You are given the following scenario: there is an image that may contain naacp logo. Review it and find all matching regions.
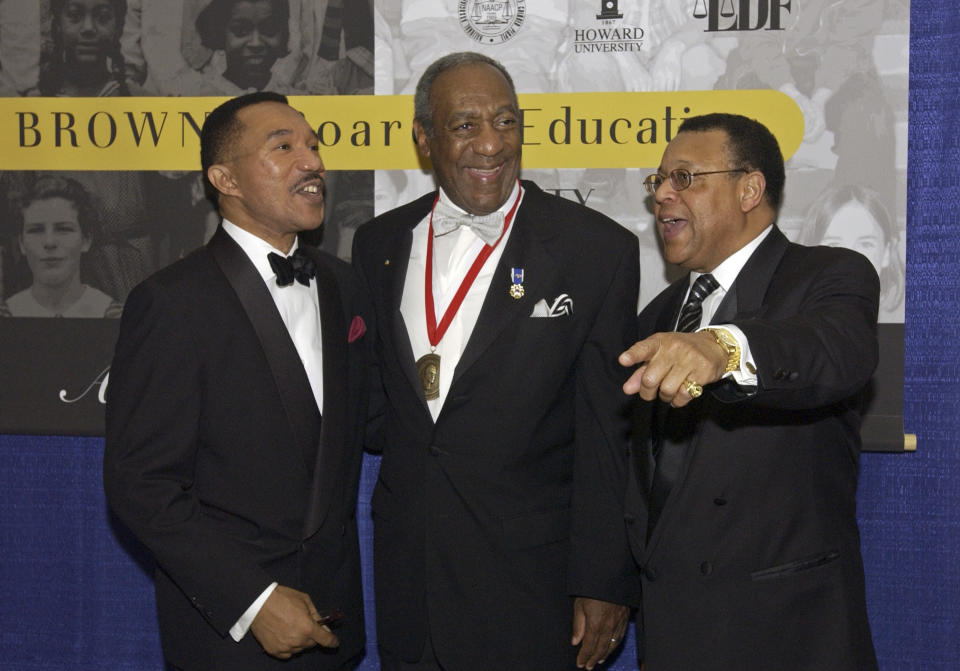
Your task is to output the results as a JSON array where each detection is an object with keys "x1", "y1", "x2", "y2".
[{"x1": 458, "y1": 1, "x2": 526, "y2": 44}]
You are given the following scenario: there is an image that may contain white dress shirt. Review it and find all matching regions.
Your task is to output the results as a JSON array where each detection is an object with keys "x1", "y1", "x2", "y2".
[
  {"x1": 401, "y1": 182, "x2": 523, "y2": 421},
  {"x1": 221, "y1": 219, "x2": 325, "y2": 641},
  {"x1": 682, "y1": 225, "x2": 774, "y2": 386}
]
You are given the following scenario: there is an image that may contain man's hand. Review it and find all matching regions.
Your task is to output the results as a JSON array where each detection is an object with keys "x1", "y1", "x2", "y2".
[
  {"x1": 249, "y1": 585, "x2": 339, "y2": 659},
  {"x1": 571, "y1": 597, "x2": 629, "y2": 669},
  {"x1": 619, "y1": 331, "x2": 727, "y2": 407}
]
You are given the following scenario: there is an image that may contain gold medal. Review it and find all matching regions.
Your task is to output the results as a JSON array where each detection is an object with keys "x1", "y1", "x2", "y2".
[{"x1": 416, "y1": 352, "x2": 441, "y2": 400}]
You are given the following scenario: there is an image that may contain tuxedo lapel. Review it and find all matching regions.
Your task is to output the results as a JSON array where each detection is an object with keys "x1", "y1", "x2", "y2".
[
  {"x1": 450, "y1": 187, "x2": 562, "y2": 389},
  {"x1": 652, "y1": 280, "x2": 690, "y2": 432},
  {"x1": 207, "y1": 228, "x2": 321, "y2": 471},
  {"x1": 726, "y1": 226, "x2": 790, "y2": 319},
  {"x1": 643, "y1": 277, "x2": 693, "y2": 530},
  {"x1": 302, "y1": 249, "x2": 347, "y2": 538},
  {"x1": 644, "y1": 276, "x2": 689, "y2": 474},
  {"x1": 660, "y1": 280, "x2": 689, "y2": 333},
  {"x1": 384, "y1": 222, "x2": 433, "y2": 416},
  {"x1": 711, "y1": 284, "x2": 739, "y2": 325}
]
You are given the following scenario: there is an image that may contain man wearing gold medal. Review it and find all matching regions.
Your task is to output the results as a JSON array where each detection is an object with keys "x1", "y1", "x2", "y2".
[{"x1": 353, "y1": 52, "x2": 641, "y2": 670}]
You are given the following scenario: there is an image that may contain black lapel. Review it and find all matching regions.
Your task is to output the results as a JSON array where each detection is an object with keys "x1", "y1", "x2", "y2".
[
  {"x1": 633, "y1": 283, "x2": 688, "y2": 502},
  {"x1": 450, "y1": 183, "x2": 562, "y2": 388},
  {"x1": 385, "y1": 224, "x2": 429, "y2": 414},
  {"x1": 648, "y1": 278, "x2": 689, "y2": 480},
  {"x1": 645, "y1": 275, "x2": 710, "y2": 556},
  {"x1": 661, "y1": 278, "x2": 690, "y2": 332},
  {"x1": 711, "y1": 283, "x2": 739, "y2": 325},
  {"x1": 712, "y1": 226, "x2": 789, "y2": 324},
  {"x1": 301, "y1": 248, "x2": 347, "y2": 538},
  {"x1": 207, "y1": 227, "x2": 321, "y2": 470}
]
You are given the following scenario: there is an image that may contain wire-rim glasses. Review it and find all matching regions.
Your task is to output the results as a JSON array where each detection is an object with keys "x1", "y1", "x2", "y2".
[{"x1": 643, "y1": 168, "x2": 749, "y2": 196}]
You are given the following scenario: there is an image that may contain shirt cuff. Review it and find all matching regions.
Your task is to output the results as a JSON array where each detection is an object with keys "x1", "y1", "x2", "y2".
[
  {"x1": 704, "y1": 324, "x2": 758, "y2": 386},
  {"x1": 229, "y1": 582, "x2": 278, "y2": 642}
]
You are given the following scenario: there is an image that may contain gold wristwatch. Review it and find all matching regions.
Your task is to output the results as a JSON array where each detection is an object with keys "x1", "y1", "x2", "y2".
[{"x1": 705, "y1": 327, "x2": 741, "y2": 375}]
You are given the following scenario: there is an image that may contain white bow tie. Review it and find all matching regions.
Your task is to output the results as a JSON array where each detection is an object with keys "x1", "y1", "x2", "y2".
[{"x1": 432, "y1": 199, "x2": 505, "y2": 246}]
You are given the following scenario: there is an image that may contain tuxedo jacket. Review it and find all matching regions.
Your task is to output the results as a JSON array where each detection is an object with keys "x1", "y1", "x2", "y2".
[
  {"x1": 104, "y1": 227, "x2": 371, "y2": 670},
  {"x1": 625, "y1": 227, "x2": 880, "y2": 670},
  {"x1": 352, "y1": 181, "x2": 642, "y2": 671}
]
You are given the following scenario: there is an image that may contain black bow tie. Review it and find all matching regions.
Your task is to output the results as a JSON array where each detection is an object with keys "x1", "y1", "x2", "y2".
[{"x1": 268, "y1": 248, "x2": 317, "y2": 287}]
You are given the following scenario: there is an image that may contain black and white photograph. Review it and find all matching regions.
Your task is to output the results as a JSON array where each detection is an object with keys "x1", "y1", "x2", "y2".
[{"x1": 0, "y1": 0, "x2": 375, "y2": 434}]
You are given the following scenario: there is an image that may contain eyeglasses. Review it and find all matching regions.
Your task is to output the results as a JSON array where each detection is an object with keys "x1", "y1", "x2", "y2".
[{"x1": 643, "y1": 168, "x2": 748, "y2": 196}]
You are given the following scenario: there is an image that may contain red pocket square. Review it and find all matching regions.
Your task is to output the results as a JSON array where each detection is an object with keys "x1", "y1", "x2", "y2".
[{"x1": 348, "y1": 315, "x2": 366, "y2": 343}]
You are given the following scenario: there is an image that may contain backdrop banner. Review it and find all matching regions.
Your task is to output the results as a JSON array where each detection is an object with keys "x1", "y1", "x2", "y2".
[{"x1": 0, "y1": 1, "x2": 908, "y2": 440}]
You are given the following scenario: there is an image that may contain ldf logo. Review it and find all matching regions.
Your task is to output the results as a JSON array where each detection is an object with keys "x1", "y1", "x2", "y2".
[{"x1": 693, "y1": 0, "x2": 791, "y2": 31}]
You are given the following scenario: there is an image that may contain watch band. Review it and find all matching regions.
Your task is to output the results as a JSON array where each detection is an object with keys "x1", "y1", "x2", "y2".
[{"x1": 705, "y1": 327, "x2": 741, "y2": 374}]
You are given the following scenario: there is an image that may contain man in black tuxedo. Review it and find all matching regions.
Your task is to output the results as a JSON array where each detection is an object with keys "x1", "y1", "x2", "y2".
[
  {"x1": 103, "y1": 92, "x2": 370, "y2": 670},
  {"x1": 352, "y1": 52, "x2": 641, "y2": 670},
  {"x1": 619, "y1": 113, "x2": 879, "y2": 670}
]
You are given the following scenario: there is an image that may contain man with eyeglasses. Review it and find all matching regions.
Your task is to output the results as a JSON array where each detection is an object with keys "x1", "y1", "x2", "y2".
[{"x1": 618, "y1": 113, "x2": 880, "y2": 670}]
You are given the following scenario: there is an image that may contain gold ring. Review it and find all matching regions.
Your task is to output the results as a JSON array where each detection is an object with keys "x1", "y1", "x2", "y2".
[{"x1": 682, "y1": 379, "x2": 703, "y2": 398}]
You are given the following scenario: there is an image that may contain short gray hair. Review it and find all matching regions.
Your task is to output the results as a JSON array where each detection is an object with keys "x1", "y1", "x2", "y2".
[{"x1": 413, "y1": 52, "x2": 518, "y2": 138}]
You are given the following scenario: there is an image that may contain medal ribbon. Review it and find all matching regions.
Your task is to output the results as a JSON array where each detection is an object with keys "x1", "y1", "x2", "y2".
[{"x1": 425, "y1": 183, "x2": 522, "y2": 348}]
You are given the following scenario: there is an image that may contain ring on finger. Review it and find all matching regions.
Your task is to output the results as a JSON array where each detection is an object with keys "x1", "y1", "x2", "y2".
[{"x1": 682, "y1": 379, "x2": 703, "y2": 398}]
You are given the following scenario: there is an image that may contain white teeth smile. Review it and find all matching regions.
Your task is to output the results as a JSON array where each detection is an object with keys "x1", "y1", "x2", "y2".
[{"x1": 302, "y1": 185, "x2": 319, "y2": 194}]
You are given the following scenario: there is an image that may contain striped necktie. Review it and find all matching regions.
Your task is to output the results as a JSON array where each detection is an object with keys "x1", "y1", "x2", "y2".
[{"x1": 676, "y1": 274, "x2": 719, "y2": 332}]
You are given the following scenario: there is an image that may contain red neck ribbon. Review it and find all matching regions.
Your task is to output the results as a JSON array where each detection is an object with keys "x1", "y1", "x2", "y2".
[{"x1": 424, "y1": 184, "x2": 522, "y2": 348}]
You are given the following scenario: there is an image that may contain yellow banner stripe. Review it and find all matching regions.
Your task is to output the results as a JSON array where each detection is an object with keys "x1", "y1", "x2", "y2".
[{"x1": 1, "y1": 91, "x2": 802, "y2": 171}]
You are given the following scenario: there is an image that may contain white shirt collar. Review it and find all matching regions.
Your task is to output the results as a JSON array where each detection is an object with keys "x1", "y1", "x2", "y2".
[{"x1": 220, "y1": 219, "x2": 300, "y2": 284}]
